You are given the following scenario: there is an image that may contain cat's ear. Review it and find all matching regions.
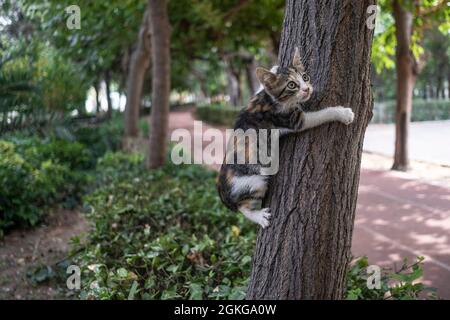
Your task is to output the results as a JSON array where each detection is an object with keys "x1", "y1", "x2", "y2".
[
  {"x1": 292, "y1": 47, "x2": 305, "y2": 72},
  {"x1": 256, "y1": 67, "x2": 277, "y2": 87}
]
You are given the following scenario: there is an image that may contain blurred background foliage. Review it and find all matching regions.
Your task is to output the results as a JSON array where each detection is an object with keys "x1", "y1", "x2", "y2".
[
  {"x1": 0, "y1": 0, "x2": 447, "y2": 132},
  {"x1": 0, "y1": 0, "x2": 449, "y2": 232}
]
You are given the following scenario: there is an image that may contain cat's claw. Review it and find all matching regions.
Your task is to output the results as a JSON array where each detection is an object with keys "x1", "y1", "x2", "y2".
[
  {"x1": 336, "y1": 106, "x2": 354, "y2": 125},
  {"x1": 257, "y1": 208, "x2": 271, "y2": 229}
]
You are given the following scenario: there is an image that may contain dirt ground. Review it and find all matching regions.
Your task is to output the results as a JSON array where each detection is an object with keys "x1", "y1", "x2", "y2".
[{"x1": 0, "y1": 209, "x2": 88, "y2": 300}]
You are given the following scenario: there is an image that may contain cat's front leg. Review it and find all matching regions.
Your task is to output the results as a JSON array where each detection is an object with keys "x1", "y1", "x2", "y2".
[
  {"x1": 300, "y1": 106, "x2": 354, "y2": 131},
  {"x1": 333, "y1": 106, "x2": 355, "y2": 125}
]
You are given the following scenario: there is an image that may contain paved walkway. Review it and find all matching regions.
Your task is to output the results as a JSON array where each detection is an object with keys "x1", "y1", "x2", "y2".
[
  {"x1": 169, "y1": 109, "x2": 450, "y2": 299},
  {"x1": 364, "y1": 121, "x2": 450, "y2": 166}
]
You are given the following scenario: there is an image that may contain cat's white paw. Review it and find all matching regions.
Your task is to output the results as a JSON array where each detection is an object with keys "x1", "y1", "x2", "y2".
[
  {"x1": 335, "y1": 106, "x2": 354, "y2": 125},
  {"x1": 256, "y1": 208, "x2": 271, "y2": 229}
]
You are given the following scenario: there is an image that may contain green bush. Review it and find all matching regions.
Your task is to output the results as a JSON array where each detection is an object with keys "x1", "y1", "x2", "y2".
[
  {"x1": 195, "y1": 103, "x2": 242, "y2": 127},
  {"x1": 0, "y1": 141, "x2": 41, "y2": 233},
  {"x1": 24, "y1": 139, "x2": 93, "y2": 170},
  {"x1": 0, "y1": 116, "x2": 126, "y2": 235},
  {"x1": 0, "y1": 139, "x2": 91, "y2": 234},
  {"x1": 95, "y1": 151, "x2": 145, "y2": 186},
  {"x1": 74, "y1": 154, "x2": 255, "y2": 300},
  {"x1": 347, "y1": 256, "x2": 437, "y2": 300},
  {"x1": 73, "y1": 152, "x2": 436, "y2": 300},
  {"x1": 373, "y1": 99, "x2": 450, "y2": 123},
  {"x1": 73, "y1": 116, "x2": 124, "y2": 160}
]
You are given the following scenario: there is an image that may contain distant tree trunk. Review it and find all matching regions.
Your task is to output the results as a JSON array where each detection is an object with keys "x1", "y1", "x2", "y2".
[
  {"x1": 246, "y1": 0, "x2": 375, "y2": 300},
  {"x1": 392, "y1": 0, "x2": 417, "y2": 171},
  {"x1": 1, "y1": 111, "x2": 7, "y2": 132},
  {"x1": 422, "y1": 83, "x2": 428, "y2": 100},
  {"x1": 105, "y1": 71, "x2": 113, "y2": 119},
  {"x1": 225, "y1": 63, "x2": 241, "y2": 107},
  {"x1": 124, "y1": 7, "x2": 152, "y2": 138},
  {"x1": 191, "y1": 69, "x2": 209, "y2": 103},
  {"x1": 436, "y1": 72, "x2": 443, "y2": 100},
  {"x1": 94, "y1": 81, "x2": 101, "y2": 116},
  {"x1": 245, "y1": 57, "x2": 259, "y2": 96},
  {"x1": 147, "y1": 0, "x2": 171, "y2": 169},
  {"x1": 94, "y1": 81, "x2": 101, "y2": 115},
  {"x1": 447, "y1": 71, "x2": 450, "y2": 99}
]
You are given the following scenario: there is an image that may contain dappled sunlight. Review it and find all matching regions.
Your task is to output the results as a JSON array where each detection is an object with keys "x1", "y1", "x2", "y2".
[
  {"x1": 409, "y1": 232, "x2": 448, "y2": 245},
  {"x1": 372, "y1": 219, "x2": 390, "y2": 226},
  {"x1": 425, "y1": 216, "x2": 450, "y2": 231}
]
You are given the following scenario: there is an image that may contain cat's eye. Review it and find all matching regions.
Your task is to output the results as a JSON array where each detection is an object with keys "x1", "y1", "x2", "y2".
[
  {"x1": 302, "y1": 73, "x2": 310, "y2": 82},
  {"x1": 287, "y1": 81, "x2": 297, "y2": 89}
]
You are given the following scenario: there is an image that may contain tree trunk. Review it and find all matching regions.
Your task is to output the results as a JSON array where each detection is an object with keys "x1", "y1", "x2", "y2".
[
  {"x1": 191, "y1": 69, "x2": 209, "y2": 103},
  {"x1": 105, "y1": 71, "x2": 113, "y2": 119},
  {"x1": 436, "y1": 72, "x2": 443, "y2": 100},
  {"x1": 392, "y1": 0, "x2": 416, "y2": 172},
  {"x1": 245, "y1": 57, "x2": 259, "y2": 96},
  {"x1": 246, "y1": 0, "x2": 375, "y2": 300},
  {"x1": 124, "y1": 7, "x2": 152, "y2": 138},
  {"x1": 447, "y1": 71, "x2": 450, "y2": 99},
  {"x1": 146, "y1": 0, "x2": 171, "y2": 169},
  {"x1": 94, "y1": 81, "x2": 101, "y2": 115},
  {"x1": 226, "y1": 66, "x2": 241, "y2": 107}
]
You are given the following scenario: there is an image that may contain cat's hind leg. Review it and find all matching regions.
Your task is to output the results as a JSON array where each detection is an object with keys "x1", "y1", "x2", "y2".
[
  {"x1": 238, "y1": 199, "x2": 271, "y2": 229},
  {"x1": 230, "y1": 174, "x2": 271, "y2": 228}
]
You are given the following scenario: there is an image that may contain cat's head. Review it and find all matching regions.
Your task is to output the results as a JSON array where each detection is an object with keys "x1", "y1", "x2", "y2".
[{"x1": 256, "y1": 47, "x2": 313, "y2": 108}]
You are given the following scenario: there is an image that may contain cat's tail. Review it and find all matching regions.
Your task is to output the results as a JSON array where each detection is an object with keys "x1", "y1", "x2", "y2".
[{"x1": 216, "y1": 167, "x2": 239, "y2": 212}]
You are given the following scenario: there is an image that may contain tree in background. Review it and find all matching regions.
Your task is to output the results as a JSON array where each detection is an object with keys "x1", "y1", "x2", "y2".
[
  {"x1": 124, "y1": 5, "x2": 151, "y2": 140},
  {"x1": 22, "y1": 0, "x2": 148, "y2": 118},
  {"x1": 147, "y1": 0, "x2": 171, "y2": 169},
  {"x1": 417, "y1": 29, "x2": 450, "y2": 99},
  {"x1": 373, "y1": 0, "x2": 449, "y2": 171},
  {"x1": 246, "y1": 0, "x2": 375, "y2": 299}
]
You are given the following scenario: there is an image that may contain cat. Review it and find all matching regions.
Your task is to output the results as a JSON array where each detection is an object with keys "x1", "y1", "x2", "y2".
[{"x1": 217, "y1": 48, "x2": 354, "y2": 228}]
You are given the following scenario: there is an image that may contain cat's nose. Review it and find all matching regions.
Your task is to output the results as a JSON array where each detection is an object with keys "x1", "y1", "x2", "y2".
[{"x1": 302, "y1": 87, "x2": 310, "y2": 94}]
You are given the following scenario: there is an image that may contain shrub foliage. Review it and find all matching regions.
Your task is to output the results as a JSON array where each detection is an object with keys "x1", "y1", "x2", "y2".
[
  {"x1": 195, "y1": 103, "x2": 241, "y2": 127},
  {"x1": 73, "y1": 152, "x2": 435, "y2": 300},
  {"x1": 0, "y1": 118, "x2": 123, "y2": 235},
  {"x1": 74, "y1": 155, "x2": 255, "y2": 300}
]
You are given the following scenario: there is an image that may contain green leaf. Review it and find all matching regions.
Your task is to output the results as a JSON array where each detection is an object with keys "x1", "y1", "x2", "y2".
[
  {"x1": 189, "y1": 283, "x2": 203, "y2": 300},
  {"x1": 128, "y1": 281, "x2": 139, "y2": 300},
  {"x1": 117, "y1": 268, "x2": 128, "y2": 278}
]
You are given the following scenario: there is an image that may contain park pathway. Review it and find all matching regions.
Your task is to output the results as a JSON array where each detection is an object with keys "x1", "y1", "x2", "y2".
[
  {"x1": 364, "y1": 120, "x2": 450, "y2": 166},
  {"x1": 168, "y1": 109, "x2": 450, "y2": 299}
]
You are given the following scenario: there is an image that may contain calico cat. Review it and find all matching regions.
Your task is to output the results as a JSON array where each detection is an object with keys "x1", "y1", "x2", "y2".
[{"x1": 217, "y1": 48, "x2": 355, "y2": 228}]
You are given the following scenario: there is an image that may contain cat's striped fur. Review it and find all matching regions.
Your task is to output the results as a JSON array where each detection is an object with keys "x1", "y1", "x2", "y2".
[{"x1": 217, "y1": 48, "x2": 355, "y2": 228}]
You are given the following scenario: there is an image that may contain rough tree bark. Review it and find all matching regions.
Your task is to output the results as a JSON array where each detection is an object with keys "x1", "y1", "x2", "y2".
[
  {"x1": 246, "y1": 0, "x2": 375, "y2": 300},
  {"x1": 392, "y1": 0, "x2": 417, "y2": 171},
  {"x1": 146, "y1": 0, "x2": 171, "y2": 169},
  {"x1": 124, "y1": 6, "x2": 152, "y2": 138}
]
